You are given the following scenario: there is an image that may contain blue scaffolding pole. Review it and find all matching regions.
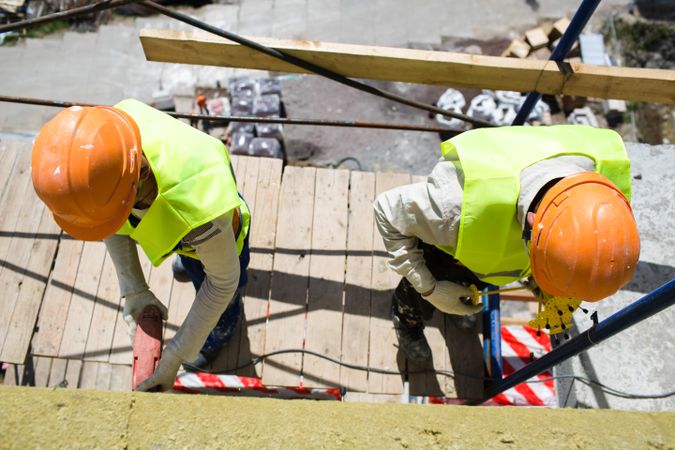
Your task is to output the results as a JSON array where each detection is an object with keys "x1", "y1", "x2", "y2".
[
  {"x1": 470, "y1": 279, "x2": 675, "y2": 405},
  {"x1": 512, "y1": 0, "x2": 602, "y2": 125}
]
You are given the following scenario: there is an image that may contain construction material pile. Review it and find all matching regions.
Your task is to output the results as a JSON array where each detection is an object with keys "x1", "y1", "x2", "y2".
[
  {"x1": 501, "y1": 17, "x2": 580, "y2": 63},
  {"x1": 226, "y1": 76, "x2": 286, "y2": 160}
]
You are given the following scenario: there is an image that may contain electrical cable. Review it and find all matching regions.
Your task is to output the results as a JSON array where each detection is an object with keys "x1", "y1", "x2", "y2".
[
  {"x1": 205, "y1": 348, "x2": 675, "y2": 400},
  {"x1": 0, "y1": 94, "x2": 454, "y2": 134},
  {"x1": 139, "y1": 0, "x2": 495, "y2": 128}
]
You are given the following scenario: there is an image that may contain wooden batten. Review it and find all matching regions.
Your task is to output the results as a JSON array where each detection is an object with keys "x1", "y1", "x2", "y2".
[{"x1": 140, "y1": 29, "x2": 675, "y2": 104}]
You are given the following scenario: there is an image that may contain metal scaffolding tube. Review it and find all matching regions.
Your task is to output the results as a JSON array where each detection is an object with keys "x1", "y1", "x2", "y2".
[
  {"x1": 0, "y1": 94, "x2": 452, "y2": 133},
  {"x1": 512, "y1": 0, "x2": 602, "y2": 125},
  {"x1": 466, "y1": 279, "x2": 675, "y2": 405}
]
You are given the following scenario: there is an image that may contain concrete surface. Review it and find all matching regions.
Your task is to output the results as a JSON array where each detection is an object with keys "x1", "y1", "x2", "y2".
[{"x1": 1, "y1": 386, "x2": 674, "y2": 449}]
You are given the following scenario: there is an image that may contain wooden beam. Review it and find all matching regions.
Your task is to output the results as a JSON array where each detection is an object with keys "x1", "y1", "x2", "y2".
[{"x1": 140, "y1": 29, "x2": 675, "y2": 104}]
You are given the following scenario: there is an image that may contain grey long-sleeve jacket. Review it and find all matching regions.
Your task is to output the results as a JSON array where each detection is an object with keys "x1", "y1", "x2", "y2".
[{"x1": 373, "y1": 155, "x2": 595, "y2": 294}]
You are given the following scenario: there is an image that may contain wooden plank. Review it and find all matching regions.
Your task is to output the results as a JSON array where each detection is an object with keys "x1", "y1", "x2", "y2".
[
  {"x1": 213, "y1": 155, "x2": 256, "y2": 372},
  {"x1": 109, "y1": 364, "x2": 132, "y2": 392},
  {"x1": 3, "y1": 364, "x2": 23, "y2": 386},
  {"x1": 339, "y1": 171, "x2": 375, "y2": 392},
  {"x1": 368, "y1": 172, "x2": 411, "y2": 394},
  {"x1": 236, "y1": 157, "x2": 282, "y2": 377},
  {"x1": 64, "y1": 359, "x2": 82, "y2": 389},
  {"x1": 140, "y1": 29, "x2": 675, "y2": 104},
  {"x1": 79, "y1": 361, "x2": 99, "y2": 389},
  {"x1": 83, "y1": 253, "x2": 122, "y2": 362},
  {"x1": 303, "y1": 168, "x2": 349, "y2": 388},
  {"x1": 444, "y1": 315, "x2": 485, "y2": 400},
  {"x1": 163, "y1": 279, "x2": 194, "y2": 347},
  {"x1": 262, "y1": 166, "x2": 316, "y2": 387},
  {"x1": 0, "y1": 145, "x2": 42, "y2": 358},
  {"x1": 58, "y1": 241, "x2": 107, "y2": 359},
  {"x1": 407, "y1": 174, "x2": 448, "y2": 397},
  {"x1": 32, "y1": 238, "x2": 84, "y2": 357},
  {"x1": 95, "y1": 362, "x2": 113, "y2": 390},
  {"x1": 48, "y1": 358, "x2": 68, "y2": 388},
  {"x1": 0, "y1": 139, "x2": 21, "y2": 201},
  {"x1": 33, "y1": 356, "x2": 52, "y2": 387},
  {"x1": 0, "y1": 206, "x2": 61, "y2": 364},
  {"x1": 108, "y1": 247, "x2": 152, "y2": 365}
]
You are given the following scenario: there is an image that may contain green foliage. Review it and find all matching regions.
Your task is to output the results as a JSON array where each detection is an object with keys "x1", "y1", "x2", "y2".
[{"x1": 24, "y1": 20, "x2": 69, "y2": 38}]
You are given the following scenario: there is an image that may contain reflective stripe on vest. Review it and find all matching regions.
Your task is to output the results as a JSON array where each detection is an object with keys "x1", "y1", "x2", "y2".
[
  {"x1": 114, "y1": 99, "x2": 249, "y2": 266},
  {"x1": 437, "y1": 125, "x2": 631, "y2": 286}
]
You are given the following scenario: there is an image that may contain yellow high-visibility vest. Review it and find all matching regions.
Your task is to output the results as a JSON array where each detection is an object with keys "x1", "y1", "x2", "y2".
[
  {"x1": 438, "y1": 125, "x2": 631, "y2": 285},
  {"x1": 114, "y1": 99, "x2": 249, "y2": 266}
]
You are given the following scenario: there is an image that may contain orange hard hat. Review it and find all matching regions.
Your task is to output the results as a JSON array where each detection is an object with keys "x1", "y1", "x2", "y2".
[
  {"x1": 32, "y1": 105, "x2": 142, "y2": 241},
  {"x1": 196, "y1": 95, "x2": 207, "y2": 108},
  {"x1": 529, "y1": 172, "x2": 640, "y2": 302}
]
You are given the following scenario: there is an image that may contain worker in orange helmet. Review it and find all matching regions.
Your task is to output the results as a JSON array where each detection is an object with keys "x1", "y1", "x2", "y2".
[
  {"x1": 374, "y1": 125, "x2": 640, "y2": 361},
  {"x1": 32, "y1": 100, "x2": 251, "y2": 391}
]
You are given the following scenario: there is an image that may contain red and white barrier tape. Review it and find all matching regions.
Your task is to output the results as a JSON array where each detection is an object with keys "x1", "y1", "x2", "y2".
[{"x1": 172, "y1": 372, "x2": 343, "y2": 401}]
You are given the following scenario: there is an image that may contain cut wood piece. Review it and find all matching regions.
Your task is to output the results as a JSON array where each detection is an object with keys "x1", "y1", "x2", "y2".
[
  {"x1": 33, "y1": 238, "x2": 84, "y2": 357},
  {"x1": 550, "y1": 17, "x2": 571, "y2": 42},
  {"x1": 84, "y1": 253, "x2": 122, "y2": 362},
  {"x1": 237, "y1": 157, "x2": 283, "y2": 378},
  {"x1": 58, "y1": 241, "x2": 107, "y2": 360},
  {"x1": 525, "y1": 27, "x2": 549, "y2": 51},
  {"x1": 48, "y1": 358, "x2": 68, "y2": 388},
  {"x1": 64, "y1": 359, "x2": 82, "y2": 389},
  {"x1": 303, "y1": 168, "x2": 349, "y2": 389},
  {"x1": 529, "y1": 46, "x2": 552, "y2": 61},
  {"x1": 140, "y1": 29, "x2": 675, "y2": 104},
  {"x1": 109, "y1": 364, "x2": 132, "y2": 392},
  {"x1": 368, "y1": 172, "x2": 411, "y2": 395},
  {"x1": 339, "y1": 171, "x2": 375, "y2": 392},
  {"x1": 0, "y1": 204, "x2": 60, "y2": 364},
  {"x1": 501, "y1": 37, "x2": 529, "y2": 59},
  {"x1": 263, "y1": 166, "x2": 316, "y2": 387}
]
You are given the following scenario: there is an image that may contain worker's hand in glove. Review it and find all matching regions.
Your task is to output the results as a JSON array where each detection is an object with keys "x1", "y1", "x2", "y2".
[
  {"x1": 136, "y1": 348, "x2": 182, "y2": 392},
  {"x1": 422, "y1": 281, "x2": 483, "y2": 316},
  {"x1": 123, "y1": 290, "x2": 168, "y2": 345}
]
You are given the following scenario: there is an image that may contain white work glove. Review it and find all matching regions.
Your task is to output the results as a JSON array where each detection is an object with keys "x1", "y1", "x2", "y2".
[
  {"x1": 123, "y1": 289, "x2": 168, "y2": 345},
  {"x1": 422, "y1": 280, "x2": 483, "y2": 316},
  {"x1": 136, "y1": 347, "x2": 182, "y2": 392}
]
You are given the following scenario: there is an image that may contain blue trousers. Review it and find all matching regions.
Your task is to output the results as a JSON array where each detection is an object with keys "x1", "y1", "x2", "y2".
[{"x1": 180, "y1": 231, "x2": 250, "y2": 357}]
